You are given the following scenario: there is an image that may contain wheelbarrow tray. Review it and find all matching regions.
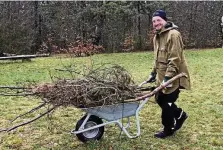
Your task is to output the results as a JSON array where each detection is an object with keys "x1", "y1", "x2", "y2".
[{"x1": 83, "y1": 102, "x2": 139, "y2": 121}]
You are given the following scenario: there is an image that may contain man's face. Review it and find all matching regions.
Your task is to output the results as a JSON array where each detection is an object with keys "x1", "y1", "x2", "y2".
[{"x1": 152, "y1": 16, "x2": 167, "y2": 31}]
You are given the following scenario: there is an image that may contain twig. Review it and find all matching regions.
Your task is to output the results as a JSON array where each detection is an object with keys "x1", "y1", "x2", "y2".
[
  {"x1": 0, "y1": 86, "x2": 32, "y2": 89},
  {"x1": 0, "y1": 93, "x2": 34, "y2": 96},
  {"x1": 11, "y1": 102, "x2": 46, "y2": 122},
  {"x1": 0, "y1": 105, "x2": 58, "y2": 132},
  {"x1": 55, "y1": 68, "x2": 82, "y2": 74}
]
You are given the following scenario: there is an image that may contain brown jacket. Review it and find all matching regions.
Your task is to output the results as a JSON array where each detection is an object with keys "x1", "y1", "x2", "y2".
[{"x1": 152, "y1": 22, "x2": 191, "y2": 94}]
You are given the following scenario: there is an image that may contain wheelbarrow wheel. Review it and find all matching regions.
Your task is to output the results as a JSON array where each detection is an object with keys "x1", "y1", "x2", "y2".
[{"x1": 75, "y1": 115, "x2": 104, "y2": 143}]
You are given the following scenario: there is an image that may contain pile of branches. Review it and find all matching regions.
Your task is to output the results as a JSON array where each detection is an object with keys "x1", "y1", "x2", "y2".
[
  {"x1": 0, "y1": 65, "x2": 185, "y2": 132},
  {"x1": 0, "y1": 65, "x2": 144, "y2": 132},
  {"x1": 33, "y1": 65, "x2": 138, "y2": 108}
]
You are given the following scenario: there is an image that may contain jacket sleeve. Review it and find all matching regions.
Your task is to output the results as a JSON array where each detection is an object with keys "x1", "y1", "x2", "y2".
[
  {"x1": 151, "y1": 36, "x2": 157, "y2": 74},
  {"x1": 165, "y1": 33, "x2": 183, "y2": 77},
  {"x1": 151, "y1": 62, "x2": 157, "y2": 74}
]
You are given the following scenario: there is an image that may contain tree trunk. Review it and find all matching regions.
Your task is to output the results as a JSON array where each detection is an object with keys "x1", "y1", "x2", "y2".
[
  {"x1": 137, "y1": 2, "x2": 142, "y2": 50},
  {"x1": 32, "y1": 1, "x2": 41, "y2": 54}
]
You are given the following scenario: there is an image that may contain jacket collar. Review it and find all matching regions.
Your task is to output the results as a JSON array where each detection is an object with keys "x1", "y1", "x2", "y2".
[{"x1": 156, "y1": 22, "x2": 178, "y2": 35}]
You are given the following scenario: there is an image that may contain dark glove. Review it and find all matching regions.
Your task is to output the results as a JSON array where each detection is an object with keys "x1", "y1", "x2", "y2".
[
  {"x1": 163, "y1": 76, "x2": 171, "y2": 82},
  {"x1": 147, "y1": 72, "x2": 156, "y2": 83}
]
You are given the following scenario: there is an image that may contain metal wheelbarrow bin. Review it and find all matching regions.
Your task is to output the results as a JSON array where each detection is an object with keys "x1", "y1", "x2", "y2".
[{"x1": 71, "y1": 73, "x2": 187, "y2": 142}]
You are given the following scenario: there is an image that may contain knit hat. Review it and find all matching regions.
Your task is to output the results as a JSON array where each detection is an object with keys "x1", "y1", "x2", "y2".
[{"x1": 152, "y1": 10, "x2": 167, "y2": 21}]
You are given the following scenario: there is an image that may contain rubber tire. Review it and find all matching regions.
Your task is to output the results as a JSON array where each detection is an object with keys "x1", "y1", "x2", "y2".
[{"x1": 75, "y1": 115, "x2": 104, "y2": 143}]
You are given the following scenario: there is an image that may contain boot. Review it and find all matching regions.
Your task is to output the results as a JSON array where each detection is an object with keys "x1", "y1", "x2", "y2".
[
  {"x1": 154, "y1": 129, "x2": 175, "y2": 139},
  {"x1": 174, "y1": 111, "x2": 188, "y2": 131}
]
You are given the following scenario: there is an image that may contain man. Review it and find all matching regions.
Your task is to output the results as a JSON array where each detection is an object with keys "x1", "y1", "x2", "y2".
[{"x1": 147, "y1": 10, "x2": 191, "y2": 138}]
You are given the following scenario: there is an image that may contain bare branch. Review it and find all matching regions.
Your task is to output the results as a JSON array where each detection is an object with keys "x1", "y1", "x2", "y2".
[
  {"x1": 0, "y1": 86, "x2": 32, "y2": 90},
  {"x1": 0, "y1": 105, "x2": 58, "y2": 132},
  {"x1": 11, "y1": 102, "x2": 46, "y2": 122},
  {"x1": 0, "y1": 93, "x2": 34, "y2": 96}
]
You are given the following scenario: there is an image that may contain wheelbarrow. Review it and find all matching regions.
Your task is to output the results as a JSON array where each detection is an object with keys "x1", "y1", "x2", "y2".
[{"x1": 71, "y1": 73, "x2": 187, "y2": 142}]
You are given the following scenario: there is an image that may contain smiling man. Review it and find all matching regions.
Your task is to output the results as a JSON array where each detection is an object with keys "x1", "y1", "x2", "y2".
[{"x1": 146, "y1": 10, "x2": 191, "y2": 139}]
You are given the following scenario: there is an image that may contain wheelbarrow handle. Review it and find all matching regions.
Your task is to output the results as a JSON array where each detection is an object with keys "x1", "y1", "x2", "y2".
[
  {"x1": 138, "y1": 81, "x2": 148, "y2": 88},
  {"x1": 138, "y1": 78, "x2": 156, "y2": 88},
  {"x1": 135, "y1": 73, "x2": 187, "y2": 101}
]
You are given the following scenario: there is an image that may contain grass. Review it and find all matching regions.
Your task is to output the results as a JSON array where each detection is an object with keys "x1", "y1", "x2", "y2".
[{"x1": 0, "y1": 48, "x2": 223, "y2": 150}]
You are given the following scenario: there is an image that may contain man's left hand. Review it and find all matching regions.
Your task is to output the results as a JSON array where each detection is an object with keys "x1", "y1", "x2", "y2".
[{"x1": 161, "y1": 76, "x2": 173, "y2": 88}]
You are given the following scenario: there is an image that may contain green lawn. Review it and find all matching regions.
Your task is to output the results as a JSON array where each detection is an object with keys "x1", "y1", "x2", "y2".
[{"x1": 0, "y1": 48, "x2": 223, "y2": 150}]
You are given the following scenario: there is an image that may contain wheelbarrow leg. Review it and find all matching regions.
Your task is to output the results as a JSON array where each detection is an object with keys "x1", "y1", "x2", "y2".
[
  {"x1": 116, "y1": 113, "x2": 141, "y2": 139},
  {"x1": 118, "y1": 117, "x2": 131, "y2": 135},
  {"x1": 116, "y1": 98, "x2": 150, "y2": 138}
]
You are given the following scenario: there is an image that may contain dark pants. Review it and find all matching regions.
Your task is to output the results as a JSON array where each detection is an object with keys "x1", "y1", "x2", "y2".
[{"x1": 155, "y1": 88, "x2": 183, "y2": 132}]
